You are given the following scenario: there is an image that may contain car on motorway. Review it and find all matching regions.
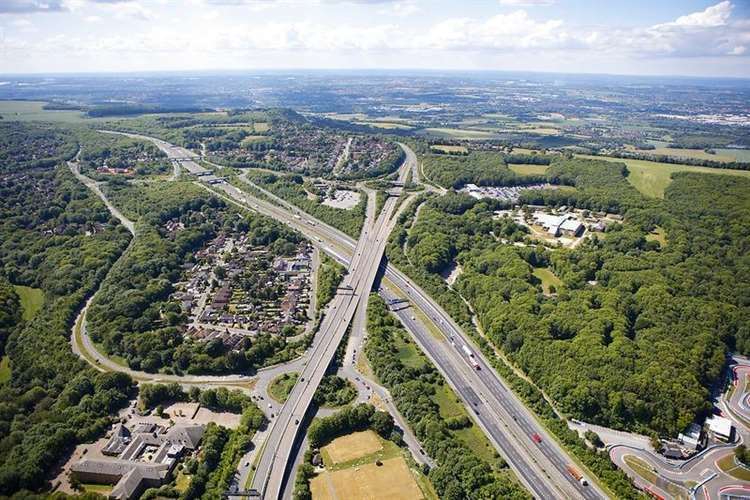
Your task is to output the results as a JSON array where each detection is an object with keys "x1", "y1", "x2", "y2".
[{"x1": 531, "y1": 433, "x2": 542, "y2": 444}]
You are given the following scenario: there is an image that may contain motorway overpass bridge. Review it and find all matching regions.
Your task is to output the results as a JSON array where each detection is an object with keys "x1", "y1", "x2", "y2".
[{"x1": 116, "y1": 132, "x2": 605, "y2": 500}]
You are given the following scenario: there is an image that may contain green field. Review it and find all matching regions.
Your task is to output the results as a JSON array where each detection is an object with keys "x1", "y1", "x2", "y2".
[
  {"x1": 394, "y1": 332, "x2": 426, "y2": 369},
  {"x1": 380, "y1": 320, "x2": 498, "y2": 468},
  {"x1": 422, "y1": 128, "x2": 499, "y2": 140},
  {"x1": 623, "y1": 455, "x2": 657, "y2": 483},
  {"x1": 636, "y1": 141, "x2": 748, "y2": 163},
  {"x1": 532, "y1": 267, "x2": 562, "y2": 295},
  {"x1": 430, "y1": 144, "x2": 468, "y2": 154},
  {"x1": 268, "y1": 372, "x2": 299, "y2": 403},
  {"x1": 0, "y1": 356, "x2": 10, "y2": 384},
  {"x1": 0, "y1": 100, "x2": 86, "y2": 122},
  {"x1": 13, "y1": 285, "x2": 44, "y2": 321},
  {"x1": 81, "y1": 483, "x2": 113, "y2": 495},
  {"x1": 240, "y1": 135, "x2": 269, "y2": 147},
  {"x1": 645, "y1": 226, "x2": 667, "y2": 247},
  {"x1": 577, "y1": 154, "x2": 750, "y2": 198},
  {"x1": 508, "y1": 164, "x2": 549, "y2": 176},
  {"x1": 253, "y1": 122, "x2": 270, "y2": 132},
  {"x1": 359, "y1": 121, "x2": 413, "y2": 130}
]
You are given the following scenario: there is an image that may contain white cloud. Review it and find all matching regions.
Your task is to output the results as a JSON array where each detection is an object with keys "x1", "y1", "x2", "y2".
[
  {"x1": 498, "y1": 0, "x2": 555, "y2": 6},
  {"x1": 92, "y1": 1, "x2": 154, "y2": 20},
  {"x1": 378, "y1": 0, "x2": 418, "y2": 17},
  {"x1": 618, "y1": 1, "x2": 748, "y2": 57},
  {"x1": 671, "y1": 0, "x2": 731, "y2": 27},
  {"x1": 0, "y1": 1, "x2": 66, "y2": 13},
  {"x1": 2, "y1": 0, "x2": 748, "y2": 75},
  {"x1": 417, "y1": 10, "x2": 566, "y2": 50}
]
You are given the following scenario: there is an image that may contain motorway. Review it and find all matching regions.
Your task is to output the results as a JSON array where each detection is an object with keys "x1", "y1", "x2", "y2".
[
  {"x1": 248, "y1": 171, "x2": 408, "y2": 498},
  {"x1": 233, "y1": 159, "x2": 604, "y2": 499},
  {"x1": 97, "y1": 131, "x2": 606, "y2": 499}
]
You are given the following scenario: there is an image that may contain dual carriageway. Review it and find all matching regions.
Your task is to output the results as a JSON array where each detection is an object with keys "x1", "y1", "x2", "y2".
[{"x1": 78, "y1": 131, "x2": 606, "y2": 500}]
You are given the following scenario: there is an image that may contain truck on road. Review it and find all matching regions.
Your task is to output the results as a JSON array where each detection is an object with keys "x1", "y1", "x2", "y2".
[
  {"x1": 566, "y1": 464, "x2": 588, "y2": 486},
  {"x1": 461, "y1": 344, "x2": 481, "y2": 369}
]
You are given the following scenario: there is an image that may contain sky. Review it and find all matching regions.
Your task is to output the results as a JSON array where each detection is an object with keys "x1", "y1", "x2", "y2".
[{"x1": 0, "y1": 0, "x2": 749, "y2": 77}]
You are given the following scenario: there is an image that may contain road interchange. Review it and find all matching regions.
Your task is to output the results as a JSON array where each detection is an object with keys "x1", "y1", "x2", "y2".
[{"x1": 75, "y1": 131, "x2": 607, "y2": 500}]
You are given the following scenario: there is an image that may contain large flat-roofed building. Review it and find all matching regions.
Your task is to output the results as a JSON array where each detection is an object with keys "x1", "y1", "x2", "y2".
[
  {"x1": 70, "y1": 424, "x2": 204, "y2": 500},
  {"x1": 678, "y1": 423, "x2": 704, "y2": 450},
  {"x1": 706, "y1": 415, "x2": 733, "y2": 442},
  {"x1": 532, "y1": 212, "x2": 584, "y2": 237}
]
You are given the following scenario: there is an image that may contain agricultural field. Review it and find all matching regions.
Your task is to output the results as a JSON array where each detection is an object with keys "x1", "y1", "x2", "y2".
[
  {"x1": 577, "y1": 154, "x2": 750, "y2": 198},
  {"x1": 0, "y1": 100, "x2": 86, "y2": 122},
  {"x1": 630, "y1": 141, "x2": 744, "y2": 163},
  {"x1": 429, "y1": 144, "x2": 468, "y2": 154},
  {"x1": 421, "y1": 128, "x2": 499, "y2": 140},
  {"x1": 358, "y1": 121, "x2": 413, "y2": 130}
]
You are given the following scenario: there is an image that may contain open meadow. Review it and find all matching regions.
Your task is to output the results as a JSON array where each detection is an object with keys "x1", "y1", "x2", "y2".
[{"x1": 577, "y1": 155, "x2": 750, "y2": 198}]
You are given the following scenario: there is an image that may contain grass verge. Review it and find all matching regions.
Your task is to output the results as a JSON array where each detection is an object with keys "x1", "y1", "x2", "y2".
[{"x1": 268, "y1": 372, "x2": 299, "y2": 403}]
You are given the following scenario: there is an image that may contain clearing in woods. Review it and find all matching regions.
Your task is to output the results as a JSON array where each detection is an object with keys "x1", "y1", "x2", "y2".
[
  {"x1": 508, "y1": 164, "x2": 549, "y2": 176},
  {"x1": 575, "y1": 154, "x2": 750, "y2": 198},
  {"x1": 13, "y1": 285, "x2": 44, "y2": 321}
]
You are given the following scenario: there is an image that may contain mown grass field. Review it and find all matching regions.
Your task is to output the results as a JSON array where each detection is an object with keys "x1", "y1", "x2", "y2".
[
  {"x1": 81, "y1": 483, "x2": 113, "y2": 495},
  {"x1": 313, "y1": 431, "x2": 434, "y2": 500},
  {"x1": 311, "y1": 456, "x2": 424, "y2": 500},
  {"x1": 322, "y1": 430, "x2": 383, "y2": 465},
  {"x1": 13, "y1": 285, "x2": 44, "y2": 321},
  {"x1": 577, "y1": 154, "x2": 750, "y2": 198}
]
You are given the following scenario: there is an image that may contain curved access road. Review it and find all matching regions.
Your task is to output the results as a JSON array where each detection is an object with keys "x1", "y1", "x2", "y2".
[
  {"x1": 606, "y1": 354, "x2": 750, "y2": 499},
  {"x1": 69, "y1": 158, "x2": 272, "y2": 392}
]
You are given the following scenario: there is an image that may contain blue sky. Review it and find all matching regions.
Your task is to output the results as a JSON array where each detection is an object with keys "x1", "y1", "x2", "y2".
[{"x1": 0, "y1": 0, "x2": 748, "y2": 76}]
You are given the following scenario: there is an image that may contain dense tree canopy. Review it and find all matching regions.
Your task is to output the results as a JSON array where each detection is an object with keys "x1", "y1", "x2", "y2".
[
  {"x1": 0, "y1": 160, "x2": 134, "y2": 495},
  {"x1": 394, "y1": 157, "x2": 750, "y2": 437},
  {"x1": 422, "y1": 151, "x2": 545, "y2": 189}
]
